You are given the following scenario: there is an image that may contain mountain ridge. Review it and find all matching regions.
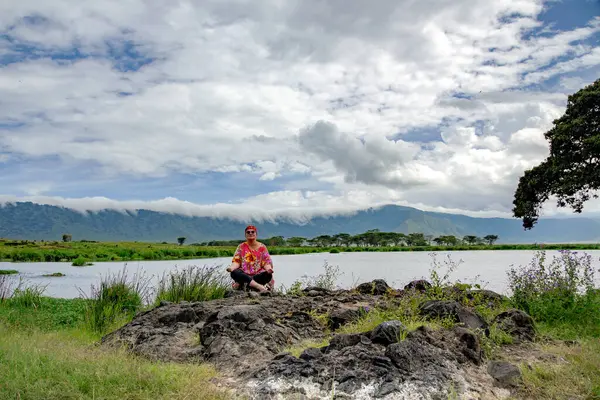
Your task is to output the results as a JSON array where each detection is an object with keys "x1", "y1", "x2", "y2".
[{"x1": 1, "y1": 201, "x2": 600, "y2": 243}]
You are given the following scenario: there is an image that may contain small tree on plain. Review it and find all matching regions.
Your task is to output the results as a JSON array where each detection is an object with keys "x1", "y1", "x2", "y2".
[
  {"x1": 177, "y1": 237, "x2": 186, "y2": 246},
  {"x1": 62, "y1": 234, "x2": 72, "y2": 242},
  {"x1": 483, "y1": 235, "x2": 499, "y2": 245}
]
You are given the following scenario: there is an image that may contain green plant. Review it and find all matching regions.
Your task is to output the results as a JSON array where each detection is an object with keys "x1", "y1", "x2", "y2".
[
  {"x1": 154, "y1": 265, "x2": 229, "y2": 304},
  {"x1": 81, "y1": 266, "x2": 151, "y2": 333},
  {"x1": 72, "y1": 256, "x2": 91, "y2": 267},
  {"x1": 507, "y1": 250, "x2": 600, "y2": 337},
  {"x1": 0, "y1": 269, "x2": 18, "y2": 275},
  {"x1": 10, "y1": 285, "x2": 47, "y2": 309}
]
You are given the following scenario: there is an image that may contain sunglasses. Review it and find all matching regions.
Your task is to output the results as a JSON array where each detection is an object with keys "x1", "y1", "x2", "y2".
[{"x1": 245, "y1": 230, "x2": 256, "y2": 234}]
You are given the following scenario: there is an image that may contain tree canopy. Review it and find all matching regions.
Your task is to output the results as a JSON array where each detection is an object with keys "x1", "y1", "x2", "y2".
[{"x1": 513, "y1": 79, "x2": 600, "y2": 229}]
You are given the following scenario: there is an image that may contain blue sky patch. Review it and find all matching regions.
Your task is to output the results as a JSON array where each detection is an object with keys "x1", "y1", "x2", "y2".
[{"x1": 1, "y1": 16, "x2": 155, "y2": 72}]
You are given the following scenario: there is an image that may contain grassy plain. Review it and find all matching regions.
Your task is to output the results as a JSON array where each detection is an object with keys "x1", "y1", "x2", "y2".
[{"x1": 1, "y1": 237, "x2": 599, "y2": 263}]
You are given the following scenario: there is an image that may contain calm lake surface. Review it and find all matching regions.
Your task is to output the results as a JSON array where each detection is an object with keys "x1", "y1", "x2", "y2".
[{"x1": 3, "y1": 250, "x2": 600, "y2": 299}]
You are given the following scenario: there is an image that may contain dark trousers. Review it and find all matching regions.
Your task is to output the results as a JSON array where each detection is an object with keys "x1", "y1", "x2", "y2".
[{"x1": 231, "y1": 269, "x2": 272, "y2": 287}]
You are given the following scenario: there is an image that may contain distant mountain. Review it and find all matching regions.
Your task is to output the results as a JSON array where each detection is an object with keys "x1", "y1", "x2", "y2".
[{"x1": 1, "y1": 202, "x2": 600, "y2": 243}]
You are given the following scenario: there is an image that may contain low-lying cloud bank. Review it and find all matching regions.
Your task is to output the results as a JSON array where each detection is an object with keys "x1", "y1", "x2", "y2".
[{"x1": 1, "y1": 193, "x2": 598, "y2": 224}]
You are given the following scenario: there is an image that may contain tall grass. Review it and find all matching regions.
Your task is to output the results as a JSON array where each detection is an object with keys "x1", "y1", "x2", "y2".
[
  {"x1": 81, "y1": 266, "x2": 152, "y2": 333},
  {"x1": 154, "y1": 265, "x2": 230, "y2": 304},
  {"x1": 0, "y1": 274, "x2": 17, "y2": 302},
  {"x1": 0, "y1": 274, "x2": 46, "y2": 307}
]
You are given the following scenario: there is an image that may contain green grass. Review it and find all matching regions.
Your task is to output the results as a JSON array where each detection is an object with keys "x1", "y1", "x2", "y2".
[
  {"x1": 42, "y1": 272, "x2": 66, "y2": 277},
  {"x1": 0, "y1": 271, "x2": 229, "y2": 400},
  {"x1": 0, "y1": 326, "x2": 228, "y2": 400},
  {"x1": 519, "y1": 338, "x2": 600, "y2": 400},
  {"x1": 0, "y1": 296, "x2": 88, "y2": 331},
  {"x1": 0, "y1": 269, "x2": 18, "y2": 274},
  {"x1": 2, "y1": 238, "x2": 600, "y2": 263},
  {"x1": 72, "y1": 256, "x2": 93, "y2": 266},
  {"x1": 154, "y1": 265, "x2": 230, "y2": 304},
  {"x1": 82, "y1": 267, "x2": 151, "y2": 333}
]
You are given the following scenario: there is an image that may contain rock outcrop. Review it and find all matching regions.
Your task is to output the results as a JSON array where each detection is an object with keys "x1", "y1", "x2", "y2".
[{"x1": 101, "y1": 280, "x2": 535, "y2": 399}]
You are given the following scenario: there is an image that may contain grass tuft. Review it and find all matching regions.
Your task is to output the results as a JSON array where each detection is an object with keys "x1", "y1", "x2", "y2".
[
  {"x1": 154, "y1": 265, "x2": 230, "y2": 304},
  {"x1": 81, "y1": 266, "x2": 151, "y2": 333}
]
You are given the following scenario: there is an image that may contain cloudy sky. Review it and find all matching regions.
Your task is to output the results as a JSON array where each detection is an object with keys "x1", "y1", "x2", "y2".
[{"x1": 1, "y1": 0, "x2": 599, "y2": 222}]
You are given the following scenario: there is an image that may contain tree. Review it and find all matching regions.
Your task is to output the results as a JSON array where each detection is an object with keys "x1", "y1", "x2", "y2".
[
  {"x1": 435, "y1": 235, "x2": 459, "y2": 246},
  {"x1": 62, "y1": 234, "x2": 72, "y2": 242},
  {"x1": 483, "y1": 234, "x2": 499, "y2": 245},
  {"x1": 177, "y1": 237, "x2": 186, "y2": 245},
  {"x1": 333, "y1": 233, "x2": 351, "y2": 247},
  {"x1": 287, "y1": 237, "x2": 306, "y2": 247},
  {"x1": 406, "y1": 233, "x2": 427, "y2": 246},
  {"x1": 463, "y1": 235, "x2": 479, "y2": 245},
  {"x1": 513, "y1": 79, "x2": 600, "y2": 229},
  {"x1": 266, "y1": 236, "x2": 286, "y2": 246}
]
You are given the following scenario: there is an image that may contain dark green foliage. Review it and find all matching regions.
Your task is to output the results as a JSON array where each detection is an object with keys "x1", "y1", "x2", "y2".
[
  {"x1": 0, "y1": 270, "x2": 18, "y2": 275},
  {"x1": 513, "y1": 79, "x2": 600, "y2": 229}
]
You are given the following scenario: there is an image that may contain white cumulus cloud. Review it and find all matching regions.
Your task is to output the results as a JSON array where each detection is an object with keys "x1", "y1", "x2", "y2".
[{"x1": 0, "y1": 0, "x2": 599, "y2": 221}]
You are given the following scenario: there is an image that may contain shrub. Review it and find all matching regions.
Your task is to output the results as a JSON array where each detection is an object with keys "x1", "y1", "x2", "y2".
[
  {"x1": 71, "y1": 256, "x2": 91, "y2": 267},
  {"x1": 507, "y1": 250, "x2": 600, "y2": 336},
  {"x1": 154, "y1": 265, "x2": 230, "y2": 304}
]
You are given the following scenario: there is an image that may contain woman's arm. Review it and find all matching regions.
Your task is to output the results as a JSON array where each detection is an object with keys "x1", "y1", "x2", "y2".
[
  {"x1": 261, "y1": 245, "x2": 274, "y2": 273},
  {"x1": 227, "y1": 245, "x2": 243, "y2": 272}
]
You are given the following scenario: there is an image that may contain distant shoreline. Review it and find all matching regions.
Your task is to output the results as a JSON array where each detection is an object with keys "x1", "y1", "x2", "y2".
[{"x1": 1, "y1": 239, "x2": 599, "y2": 263}]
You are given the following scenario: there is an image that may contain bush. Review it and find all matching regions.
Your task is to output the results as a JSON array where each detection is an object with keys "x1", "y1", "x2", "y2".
[
  {"x1": 507, "y1": 250, "x2": 600, "y2": 337},
  {"x1": 154, "y1": 265, "x2": 230, "y2": 304},
  {"x1": 72, "y1": 256, "x2": 91, "y2": 267}
]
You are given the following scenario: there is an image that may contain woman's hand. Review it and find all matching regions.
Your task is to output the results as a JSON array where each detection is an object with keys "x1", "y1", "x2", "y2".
[{"x1": 226, "y1": 263, "x2": 239, "y2": 273}]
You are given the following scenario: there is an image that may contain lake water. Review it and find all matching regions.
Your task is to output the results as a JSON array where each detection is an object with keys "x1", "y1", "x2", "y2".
[{"x1": 2, "y1": 250, "x2": 600, "y2": 299}]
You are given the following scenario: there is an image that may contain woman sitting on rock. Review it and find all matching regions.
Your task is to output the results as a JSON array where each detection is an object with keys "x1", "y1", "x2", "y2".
[{"x1": 226, "y1": 225, "x2": 274, "y2": 292}]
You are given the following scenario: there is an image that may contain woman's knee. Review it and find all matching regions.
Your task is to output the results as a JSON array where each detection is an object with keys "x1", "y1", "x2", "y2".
[{"x1": 231, "y1": 269, "x2": 252, "y2": 284}]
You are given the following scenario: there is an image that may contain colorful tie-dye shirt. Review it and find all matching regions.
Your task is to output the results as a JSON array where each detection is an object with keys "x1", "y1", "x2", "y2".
[{"x1": 232, "y1": 241, "x2": 274, "y2": 276}]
